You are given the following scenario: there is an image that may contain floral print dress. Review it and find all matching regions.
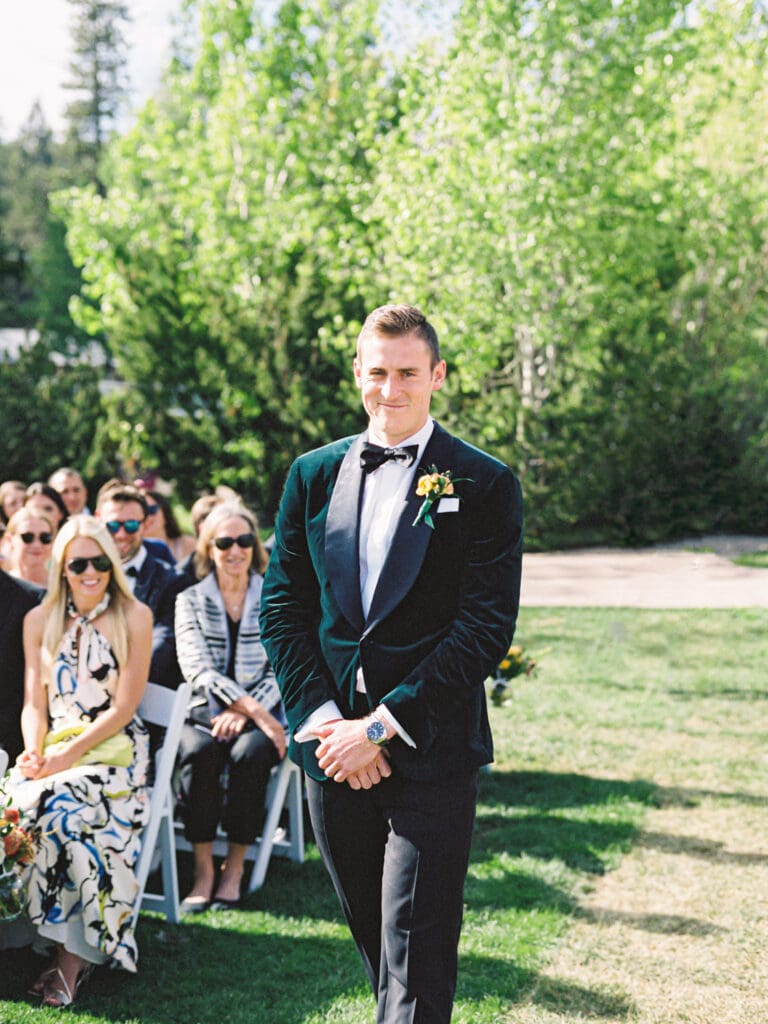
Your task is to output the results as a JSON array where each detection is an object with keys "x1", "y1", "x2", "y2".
[{"x1": 7, "y1": 611, "x2": 149, "y2": 971}]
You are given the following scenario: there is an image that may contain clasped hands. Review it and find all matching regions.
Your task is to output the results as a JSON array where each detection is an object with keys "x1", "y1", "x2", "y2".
[
  {"x1": 17, "y1": 747, "x2": 76, "y2": 780},
  {"x1": 314, "y1": 719, "x2": 391, "y2": 790}
]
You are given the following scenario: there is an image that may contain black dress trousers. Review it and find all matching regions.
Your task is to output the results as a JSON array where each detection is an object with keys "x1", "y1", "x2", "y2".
[{"x1": 307, "y1": 767, "x2": 478, "y2": 1024}]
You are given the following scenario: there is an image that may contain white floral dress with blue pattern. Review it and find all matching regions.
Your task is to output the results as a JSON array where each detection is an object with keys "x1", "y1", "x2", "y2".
[{"x1": 7, "y1": 616, "x2": 149, "y2": 972}]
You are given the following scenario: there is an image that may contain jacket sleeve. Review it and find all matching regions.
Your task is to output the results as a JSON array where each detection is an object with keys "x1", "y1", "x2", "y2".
[
  {"x1": 379, "y1": 466, "x2": 523, "y2": 748},
  {"x1": 259, "y1": 459, "x2": 340, "y2": 735},
  {"x1": 174, "y1": 588, "x2": 249, "y2": 708}
]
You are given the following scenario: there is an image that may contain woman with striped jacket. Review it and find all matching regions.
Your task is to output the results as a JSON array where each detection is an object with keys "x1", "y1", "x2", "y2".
[{"x1": 174, "y1": 502, "x2": 286, "y2": 912}]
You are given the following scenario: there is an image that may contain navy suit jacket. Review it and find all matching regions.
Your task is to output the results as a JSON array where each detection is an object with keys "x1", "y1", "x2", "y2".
[
  {"x1": 260, "y1": 421, "x2": 523, "y2": 783},
  {"x1": 133, "y1": 549, "x2": 189, "y2": 687},
  {"x1": 0, "y1": 570, "x2": 44, "y2": 761}
]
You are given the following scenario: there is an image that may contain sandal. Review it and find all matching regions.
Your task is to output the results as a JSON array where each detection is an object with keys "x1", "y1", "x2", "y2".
[
  {"x1": 41, "y1": 963, "x2": 94, "y2": 1009},
  {"x1": 28, "y1": 965, "x2": 57, "y2": 998}
]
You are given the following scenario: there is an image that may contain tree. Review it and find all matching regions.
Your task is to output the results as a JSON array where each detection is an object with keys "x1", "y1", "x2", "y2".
[
  {"x1": 59, "y1": 0, "x2": 402, "y2": 510},
  {"x1": 62, "y1": 0, "x2": 131, "y2": 189}
]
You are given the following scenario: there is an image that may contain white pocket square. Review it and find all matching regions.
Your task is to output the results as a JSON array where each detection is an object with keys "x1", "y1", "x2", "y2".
[{"x1": 437, "y1": 497, "x2": 460, "y2": 513}]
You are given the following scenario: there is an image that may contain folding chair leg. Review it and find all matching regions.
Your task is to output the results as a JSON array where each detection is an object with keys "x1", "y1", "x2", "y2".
[
  {"x1": 286, "y1": 763, "x2": 305, "y2": 864},
  {"x1": 246, "y1": 761, "x2": 292, "y2": 892},
  {"x1": 158, "y1": 804, "x2": 181, "y2": 924}
]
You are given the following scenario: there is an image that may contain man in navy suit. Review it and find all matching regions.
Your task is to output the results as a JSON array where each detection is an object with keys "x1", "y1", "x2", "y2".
[
  {"x1": 0, "y1": 568, "x2": 43, "y2": 763},
  {"x1": 96, "y1": 484, "x2": 187, "y2": 686},
  {"x1": 260, "y1": 304, "x2": 523, "y2": 1022}
]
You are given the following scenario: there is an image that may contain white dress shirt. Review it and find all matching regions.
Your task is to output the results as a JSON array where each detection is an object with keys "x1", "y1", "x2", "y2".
[
  {"x1": 295, "y1": 419, "x2": 434, "y2": 747},
  {"x1": 121, "y1": 544, "x2": 147, "y2": 595}
]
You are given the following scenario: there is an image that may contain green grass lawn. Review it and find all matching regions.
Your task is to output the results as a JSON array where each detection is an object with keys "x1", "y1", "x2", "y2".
[{"x1": 1, "y1": 607, "x2": 766, "y2": 1023}]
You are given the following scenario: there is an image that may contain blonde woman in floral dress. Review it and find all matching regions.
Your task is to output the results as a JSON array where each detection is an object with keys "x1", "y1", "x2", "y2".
[{"x1": 6, "y1": 515, "x2": 152, "y2": 1008}]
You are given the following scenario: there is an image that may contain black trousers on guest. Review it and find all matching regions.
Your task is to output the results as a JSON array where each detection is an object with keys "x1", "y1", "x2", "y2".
[
  {"x1": 307, "y1": 768, "x2": 478, "y2": 1024},
  {"x1": 177, "y1": 722, "x2": 280, "y2": 846}
]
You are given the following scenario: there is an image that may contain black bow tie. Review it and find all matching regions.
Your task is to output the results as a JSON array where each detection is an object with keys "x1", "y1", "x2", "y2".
[
  {"x1": 360, "y1": 442, "x2": 419, "y2": 472},
  {"x1": 125, "y1": 565, "x2": 139, "y2": 577}
]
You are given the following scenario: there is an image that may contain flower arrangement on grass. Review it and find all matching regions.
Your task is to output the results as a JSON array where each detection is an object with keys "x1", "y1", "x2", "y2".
[
  {"x1": 0, "y1": 780, "x2": 35, "y2": 921},
  {"x1": 489, "y1": 644, "x2": 538, "y2": 706}
]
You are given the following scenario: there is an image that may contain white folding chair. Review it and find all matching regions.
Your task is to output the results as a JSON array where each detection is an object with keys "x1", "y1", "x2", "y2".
[
  {"x1": 132, "y1": 681, "x2": 192, "y2": 926},
  {"x1": 175, "y1": 756, "x2": 305, "y2": 893},
  {"x1": 0, "y1": 748, "x2": 8, "y2": 777}
]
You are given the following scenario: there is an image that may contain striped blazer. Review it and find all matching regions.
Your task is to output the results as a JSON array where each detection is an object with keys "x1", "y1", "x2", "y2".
[{"x1": 175, "y1": 572, "x2": 281, "y2": 715}]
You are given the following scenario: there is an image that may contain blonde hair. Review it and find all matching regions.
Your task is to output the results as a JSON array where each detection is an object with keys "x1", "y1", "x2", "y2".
[
  {"x1": 193, "y1": 501, "x2": 268, "y2": 579},
  {"x1": 5, "y1": 507, "x2": 56, "y2": 537},
  {"x1": 41, "y1": 515, "x2": 135, "y2": 680}
]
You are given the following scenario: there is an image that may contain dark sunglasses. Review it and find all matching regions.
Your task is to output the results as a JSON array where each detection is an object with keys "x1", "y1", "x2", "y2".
[
  {"x1": 20, "y1": 531, "x2": 53, "y2": 545},
  {"x1": 213, "y1": 533, "x2": 256, "y2": 551},
  {"x1": 67, "y1": 555, "x2": 112, "y2": 574},
  {"x1": 105, "y1": 519, "x2": 143, "y2": 535},
  {"x1": 145, "y1": 504, "x2": 160, "y2": 516}
]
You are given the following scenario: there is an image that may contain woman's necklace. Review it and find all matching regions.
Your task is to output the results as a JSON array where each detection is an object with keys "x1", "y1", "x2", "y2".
[{"x1": 222, "y1": 584, "x2": 247, "y2": 617}]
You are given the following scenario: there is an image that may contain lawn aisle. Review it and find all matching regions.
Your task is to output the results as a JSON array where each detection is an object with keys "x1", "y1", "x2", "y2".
[{"x1": 508, "y1": 606, "x2": 768, "y2": 1024}]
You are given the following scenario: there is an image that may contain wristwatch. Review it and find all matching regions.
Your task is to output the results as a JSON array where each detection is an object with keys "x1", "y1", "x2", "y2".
[{"x1": 365, "y1": 717, "x2": 389, "y2": 747}]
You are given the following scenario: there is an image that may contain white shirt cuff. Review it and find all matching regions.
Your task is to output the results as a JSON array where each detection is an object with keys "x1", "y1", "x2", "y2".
[
  {"x1": 294, "y1": 701, "x2": 344, "y2": 742},
  {"x1": 377, "y1": 704, "x2": 416, "y2": 749}
]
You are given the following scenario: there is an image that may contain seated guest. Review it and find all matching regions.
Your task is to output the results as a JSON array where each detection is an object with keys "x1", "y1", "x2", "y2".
[
  {"x1": 24, "y1": 482, "x2": 68, "y2": 534},
  {"x1": 4, "y1": 516, "x2": 152, "y2": 1006},
  {"x1": 48, "y1": 467, "x2": 89, "y2": 516},
  {"x1": 175, "y1": 501, "x2": 286, "y2": 912},
  {"x1": 96, "y1": 477, "x2": 174, "y2": 564},
  {"x1": 96, "y1": 483, "x2": 185, "y2": 687},
  {"x1": 176, "y1": 493, "x2": 223, "y2": 585},
  {"x1": 140, "y1": 489, "x2": 197, "y2": 565},
  {"x1": 3, "y1": 508, "x2": 56, "y2": 588},
  {"x1": 0, "y1": 568, "x2": 43, "y2": 765},
  {"x1": 1, "y1": 479, "x2": 26, "y2": 525}
]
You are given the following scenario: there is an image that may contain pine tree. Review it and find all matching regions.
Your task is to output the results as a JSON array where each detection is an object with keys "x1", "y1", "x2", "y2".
[{"x1": 62, "y1": 0, "x2": 131, "y2": 188}]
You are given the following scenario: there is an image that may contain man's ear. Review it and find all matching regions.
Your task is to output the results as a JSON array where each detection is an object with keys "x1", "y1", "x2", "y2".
[
  {"x1": 353, "y1": 356, "x2": 363, "y2": 389},
  {"x1": 431, "y1": 359, "x2": 447, "y2": 391}
]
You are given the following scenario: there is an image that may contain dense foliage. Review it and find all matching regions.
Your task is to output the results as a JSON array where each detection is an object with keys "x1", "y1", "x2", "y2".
[{"x1": 3, "y1": 0, "x2": 768, "y2": 544}]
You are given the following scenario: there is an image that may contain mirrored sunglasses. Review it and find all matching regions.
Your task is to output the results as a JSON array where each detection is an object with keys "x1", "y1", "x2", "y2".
[
  {"x1": 105, "y1": 519, "x2": 143, "y2": 535},
  {"x1": 145, "y1": 504, "x2": 160, "y2": 516},
  {"x1": 213, "y1": 533, "x2": 256, "y2": 551},
  {"x1": 20, "y1": 531, "x2": 53, "y2": 544},
  {"x1": 67, "y1": 555, "x2": 112, "y2": 574}
]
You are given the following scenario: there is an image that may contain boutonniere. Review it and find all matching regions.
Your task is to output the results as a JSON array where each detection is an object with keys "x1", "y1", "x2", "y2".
[{"x1": 412, "y1": 466, "x2": 471, "y2": 529}]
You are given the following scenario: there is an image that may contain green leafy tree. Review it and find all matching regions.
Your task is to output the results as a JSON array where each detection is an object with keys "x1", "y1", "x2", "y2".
[{"x1": 59, "y1": 0, "x2": 401, "y2": 509}]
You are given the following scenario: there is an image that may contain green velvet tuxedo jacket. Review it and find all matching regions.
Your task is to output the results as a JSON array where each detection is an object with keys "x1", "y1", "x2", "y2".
[{"x1": 259, "y1": 422, "x2": 523, "y2": 783}]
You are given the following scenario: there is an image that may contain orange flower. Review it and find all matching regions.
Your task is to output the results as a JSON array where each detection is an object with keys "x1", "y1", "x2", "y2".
[{"x1": 3, "y1": 808, "x2": 19, "y2": 824}]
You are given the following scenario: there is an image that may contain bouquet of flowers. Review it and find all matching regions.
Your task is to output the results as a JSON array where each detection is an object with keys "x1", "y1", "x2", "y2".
[
  {"x1": 0, "y1": 781, "x2": 35, "y2": 921},
  {"x1": 489, "y1": 644, "x2": 538, "y2": 706}
]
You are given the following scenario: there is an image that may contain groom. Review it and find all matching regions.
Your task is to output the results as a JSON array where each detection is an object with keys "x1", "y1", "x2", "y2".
[{"x1": 260, "y1": 304, "x2": 523, "y2": 1023}]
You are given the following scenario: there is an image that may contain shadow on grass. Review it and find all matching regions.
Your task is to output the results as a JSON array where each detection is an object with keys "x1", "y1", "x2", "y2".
[
  {"x1": 637, "y1": 829, "x2": 768, "y2": 865},
  {"x1": 474, "y1": 770, "x2": 656, "y2": 876},
  {"x1": 0, "y1": 925, "x2": 367, "y2": 1024},
  {"x1": 576, "y1": 905, "x2": 727, "y2": 936},
  {"x1": 529, "y1": 976, "x2": 637, "y2": 1019}
]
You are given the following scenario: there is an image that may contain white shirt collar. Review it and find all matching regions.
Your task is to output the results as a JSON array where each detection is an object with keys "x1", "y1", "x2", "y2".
[
  {"x1": 367, "y1": 417, "x2": 434, "y2": 460},
  {"x1": 123, "y1": 544, "x2": 148, "y2": 575}
]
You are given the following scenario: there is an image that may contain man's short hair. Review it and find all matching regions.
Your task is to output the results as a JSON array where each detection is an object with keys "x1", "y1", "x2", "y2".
[
  {"x1": 96, "y1": 481, "x2": 148, "y2": 515},
  {"x1": 357, "y1": 304, "x2": 440, "y2": 367},
  {"x1": 48, "y1": 466, "x2": 84, "y2": 484}
]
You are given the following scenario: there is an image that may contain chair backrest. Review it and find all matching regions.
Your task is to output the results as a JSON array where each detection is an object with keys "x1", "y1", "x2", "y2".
[
  {"x1": 0, "y1": 748, "x2": 8, "y2": 778},
  {"x1": 132, "y1": 680, "x2": 191, "y2": 925}
]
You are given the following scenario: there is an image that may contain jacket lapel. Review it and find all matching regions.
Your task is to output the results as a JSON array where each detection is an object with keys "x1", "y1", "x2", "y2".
[
  {"x1": 364, "y1": 423, "x2": 454, "y2": 635},
  {"x1": 325, "y1": 435, "x2": 366, "y2": 632}
]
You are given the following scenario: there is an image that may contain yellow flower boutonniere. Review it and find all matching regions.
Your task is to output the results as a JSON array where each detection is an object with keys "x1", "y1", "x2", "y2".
[{"x1": 412, "y1": 466, "x2": 471, "y2": 529}]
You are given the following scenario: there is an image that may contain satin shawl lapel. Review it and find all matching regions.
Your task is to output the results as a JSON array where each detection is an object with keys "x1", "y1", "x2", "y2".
[
  {"x1": 364, "y1": 423, "x2": 454, "y2": 636},
  {"x1": 325, "y1": 435, "x2": 366, "y2": 632}
]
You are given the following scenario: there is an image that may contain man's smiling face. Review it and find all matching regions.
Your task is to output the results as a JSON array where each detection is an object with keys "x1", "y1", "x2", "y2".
[{"x1": 353, "y1": 331, "x2": 446, "y2": 446}]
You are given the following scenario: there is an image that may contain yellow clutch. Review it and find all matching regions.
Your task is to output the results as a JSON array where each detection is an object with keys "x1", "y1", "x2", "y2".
[{"x1": 43, "y1": 724, "x2": 133, "y2": 768}]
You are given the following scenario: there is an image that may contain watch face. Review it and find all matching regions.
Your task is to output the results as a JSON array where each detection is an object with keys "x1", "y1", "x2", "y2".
[{"x1": 366, "y1": 720, "x2": 387, "y2": 745}]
